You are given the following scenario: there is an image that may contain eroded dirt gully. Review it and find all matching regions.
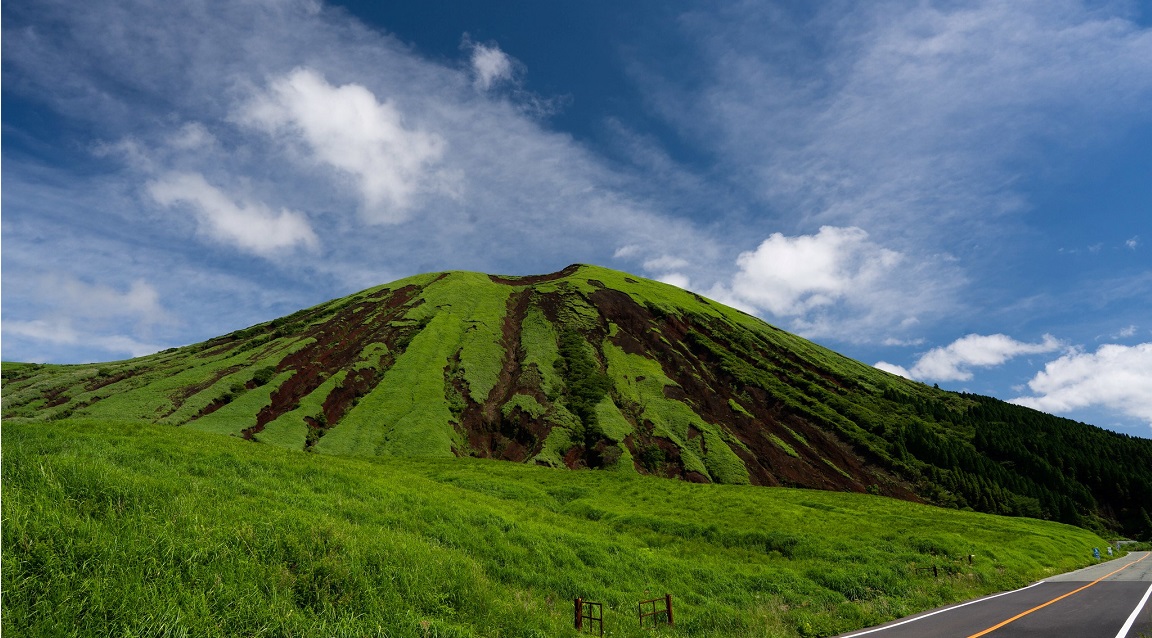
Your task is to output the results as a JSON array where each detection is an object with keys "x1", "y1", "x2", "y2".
[
  {"x1": 457, "y1": 289, "x2": 553, "y2": 462},
  {"x1": 228, "y1": 283, "x2": 431, "y2": 442},
  {"x1": 586, "y1": 287, "x2": 916, "y2": 498}
]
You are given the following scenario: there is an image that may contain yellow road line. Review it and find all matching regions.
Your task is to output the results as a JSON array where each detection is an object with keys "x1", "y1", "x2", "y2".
[{"x1": 966, "y1": 552, "x2": 1151, "y2": 638}]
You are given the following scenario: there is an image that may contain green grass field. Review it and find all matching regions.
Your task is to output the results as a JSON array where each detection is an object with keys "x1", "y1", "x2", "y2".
[{"x1": 2, "y1": 419, "x2": 1108, "y2": 637}]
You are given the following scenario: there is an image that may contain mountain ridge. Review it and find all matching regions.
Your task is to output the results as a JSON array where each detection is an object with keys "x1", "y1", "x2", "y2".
[{"x1": 3, "y1": 264, "x2": 1151, "y2": 538}]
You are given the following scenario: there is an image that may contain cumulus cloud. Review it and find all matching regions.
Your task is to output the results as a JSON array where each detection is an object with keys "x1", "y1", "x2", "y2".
[
  {"x1": 881, "y1": 333, "x2": 1065, "y2": 382},
  {"x1": 656, "y1": 272, "x2": 692, "y2": 290},
  {"x1": 722, "y1": 226, "x2": 901, "y2": 316},
  {"x1": 469, "y1": 42, "x2": 516, "y2": 91},
  {"x1": 698, "y1": 225, "x2": 964, "y2": 341},
  {"x1": 873, "y1": 361, "x2": 912, "y2": 379},
  {"x1": 238, "y1": 68, "x2": 448, "y2": 223},
  {"x1": 1127, "y1": 236, "x2": 1140, "y2": 250},
  {"x1": 148, "y1": 172, "x2": 319, "y2": 255},
  {"x1": 1012, "y1": 343, "x2": 1152, "y2": 426}
]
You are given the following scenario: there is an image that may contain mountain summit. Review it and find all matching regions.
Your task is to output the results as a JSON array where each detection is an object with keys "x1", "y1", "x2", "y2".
[{"x1": 4, "y1": 264, "x2": 1151, "y2": 538}]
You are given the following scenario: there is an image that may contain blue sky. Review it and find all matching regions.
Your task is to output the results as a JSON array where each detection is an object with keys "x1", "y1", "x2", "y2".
[{"x1": 3, "y1": 0, "x2": 1151, "y2": 437}]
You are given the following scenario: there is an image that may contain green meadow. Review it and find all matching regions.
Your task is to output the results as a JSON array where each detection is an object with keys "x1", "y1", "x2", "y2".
[{"x1": 3, "y1": 419, "x2": 1107, "y2": 638}]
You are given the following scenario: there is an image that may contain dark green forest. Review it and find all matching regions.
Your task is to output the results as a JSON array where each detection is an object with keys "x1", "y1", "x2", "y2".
[{"x1": 880, "y1": 389, "x2": 1152, "y2": 539}]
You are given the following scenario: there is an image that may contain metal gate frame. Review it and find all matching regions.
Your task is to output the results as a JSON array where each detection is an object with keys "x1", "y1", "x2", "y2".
[{"x1": 574, "y1": 597, "x2": 603, "y2": 636}]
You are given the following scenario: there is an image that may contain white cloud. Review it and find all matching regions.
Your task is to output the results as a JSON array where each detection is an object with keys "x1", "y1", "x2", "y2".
[
  {"x1": 0, "y1": 275, "x2": 173, "y2": 360},
  {"x1": 903, "y1": 333, "x2": 1065, "y2": 382},
  {"x1": 3, "y1": 319, "x2": 163, "y2": 359},
  {"x1": 643, "y1": 255, "x2": 692, "y2": 272},
  {"x1": 1012, "y1": 343, "x2": 1152, "y2": 426},
  {"x1": 656, "y1": 272, "x2": 691, "y2": 290},
  {"x1": 238, "y1": 68, "x2": 448, "y2": 223},
  {"x1": 2, "y1": 0, "x2": 722, "y2": 363},
  {"x1": 873, "y1": 361, "x2": 912, "y2": 379},
  {"x1": 1112, "y1": 325, "x2": 1139, "y2": 339},
  {"x1": 637, "y1": 1, "x2": 1152, "y2": 348},
  {"x1": 6, "y1": 274, "x2": 169, "y2": 333},
  {"x1": 470, "y1": 42, "x2": 516, "y2": 91},
  {"x1": 716, "y1": 225, "x2": 900, "y2": 313},
  {"x1": 1127, "y1": 236, "x2": 1140, "y2": 250},
  {"x1": 882, "y1": 337, "x2": 925, "y2": 347},
  {"x1": 168, "y1": 122, "x2": 216, "y2": 151},
  {"x1": 614, "y1": 245, "x2": 643, "y2": 259},
  {"x1": 27, "y1": 275, "x2": 170, "y2": 329},
  {"x1": 49, "y1": 276, "x2": 168, "y2": 326},
  {"x1": 702, "y1": 225, "x2": 963, "y2": 341},
  {"x1": 148, "y1": 172, "x2": 319, "y2": 255}
]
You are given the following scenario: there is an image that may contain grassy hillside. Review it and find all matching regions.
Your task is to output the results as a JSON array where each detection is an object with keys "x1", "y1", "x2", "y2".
[
  {"x1": 4, "y1": 264, "x2": 1151, "y2": 539},
  {"x1": 3, "y1": 419, "x2": 1109, "y2": 638}
]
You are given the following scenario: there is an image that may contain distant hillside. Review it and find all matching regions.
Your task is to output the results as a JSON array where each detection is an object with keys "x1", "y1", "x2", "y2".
[{"x1": 4, "y1": 264, "x2": 1151, "y2": 539}]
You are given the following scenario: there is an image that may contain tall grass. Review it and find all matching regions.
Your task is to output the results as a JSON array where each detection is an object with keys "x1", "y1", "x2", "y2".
[{"x1": 3, "y1": 419, "x2": 1105, "y2": 637}]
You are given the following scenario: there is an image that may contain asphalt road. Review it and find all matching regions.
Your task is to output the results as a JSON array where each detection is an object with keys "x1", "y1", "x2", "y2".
[{"x1": 836, "y1": 551, "x2": 1152, "y2": 638}]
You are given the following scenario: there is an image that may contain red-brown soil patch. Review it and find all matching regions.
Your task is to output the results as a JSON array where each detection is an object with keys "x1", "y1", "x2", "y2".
[
  {"x1": 84, "y1": 369, "x2": 139, "y2": 393},
  {"x1": 43, "y1": 386, "x2": 71, "y2": 408},
  {"x1": 161, "y1": 365, "x2": 245, "y2": 418},
  {"x1": 488, "y1": 264, "x2": 583, "y2": 286},
  {"x1": 585, "y1": 287, "x2": 918, "y2": 499},
  {"x1": 458, "y1": 290, "x2": 552, "y2": 461},
  {"x1": 234, "y1": 284, "x2": 427, "y2": 442}
]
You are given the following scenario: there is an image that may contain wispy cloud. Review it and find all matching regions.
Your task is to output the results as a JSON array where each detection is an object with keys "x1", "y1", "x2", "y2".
[
  {"x1": 1013, "y1": 343, "x2": 1152, "y2": 427},
  {"x1": 0, "y1": 0, "x2": 717, "y2": 360},
  {"x1": 468, "y1": 41, "x2": 517, "y2": 91},
  {"x1": 876, "y1": 333, "x2": 1064, "y2": 382},
  {"x1": 1111, "y1": 325, "x2": 1139, "y2": 340},
  {"x1": 148, "y1": 172, "x2": 320, "y2": 255},
  {"x1": 0, "y1": 275, "x2": 173, "y2": 361},
  {"x1": 3, "y1": 319, "x2": 164, "y2": 360},
  {"x1": 638, "y1": 0, "x2": 1152, "y2": 341},
  {"x1": 663, "y1": 1, "x2": 1152, "y2": 234},
  {"x1": 37, "y1": 275, "x2": 169, "y2": 329}
]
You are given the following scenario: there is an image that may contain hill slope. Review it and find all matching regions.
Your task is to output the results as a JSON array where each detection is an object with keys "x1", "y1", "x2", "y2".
[
  {"x1": 3, "y1": 264, "x2": 1151, "y2": 538},
  {"x1": 2, "y1": 419, "x2": 1108, "y2": 637}
]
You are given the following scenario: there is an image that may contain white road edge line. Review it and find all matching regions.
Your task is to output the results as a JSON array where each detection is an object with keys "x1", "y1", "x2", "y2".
[
  {"x1": 837, "y1": 581, "x2": 1049, "y2": 637},
  {"x1": 1115, "y1": 583, "x2": 1152, "y2": 638}
]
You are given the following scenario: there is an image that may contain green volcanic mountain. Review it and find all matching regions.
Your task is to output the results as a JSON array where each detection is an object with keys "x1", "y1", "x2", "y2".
[{"x1": 4, "y1": 264, "x2": 1151, "y2": 538}]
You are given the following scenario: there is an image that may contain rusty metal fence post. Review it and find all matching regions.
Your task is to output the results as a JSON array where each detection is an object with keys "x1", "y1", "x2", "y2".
[
  {"x1": 638, "y1": 593, "x2": 673, "y2": 629},
  {"x1": 574, "y1": 597, "x2": 603, "y2": 636}
]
